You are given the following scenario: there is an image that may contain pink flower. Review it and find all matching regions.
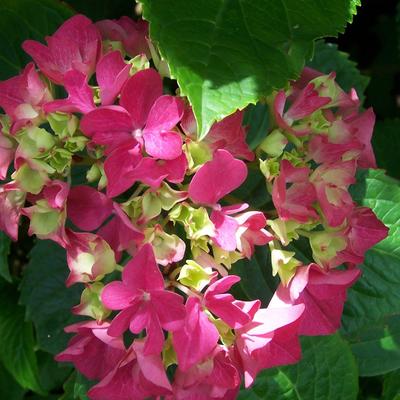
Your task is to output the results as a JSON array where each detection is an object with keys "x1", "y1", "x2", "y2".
[
  {"x1": 338, "y1": 207, "x2": 388, "y2": 265},
  {"x1": 67, "y1": 185, "x2": 113, "y2": 232},
  {"x1": 96, "y1": 50, "x2": 131, "y2": 105},
  {"x1": 43, "y1": 70, "x2": 95, "y2": 114},
  {"x1": 88, "y1": 339, "x2": 172, "y2": 400},
  {"x1": 273, "y1": 85, "x2": 330, "y2": 136},
  {"x1": 23, "y1": 15, "x2": 102, "y2": 84},
  {"x1": 271, "y1": 264, "x2": 360, "y2": 335},
  {"x1": 96, "y1": 17, "x2": 150, "y2": 58},
  {"x1": 0, "y1": 182, "x2": 26, "y2": 240},
  {"x1": 171, "y1": 347, "x2": 241, "y2": 400},
  {"x1": 181, "y1": 107, "x2": 254, "y2": 160},
  {"x1": 204, "y1": 275, "x2": 261, "y2": 329},
  {"x1": 172, "y1": 297, "x2": 219, "y2": 372},
  {"x1": 0, "y1": 63, "x2": 52, "y2": 133},
  {"x1": 65, "y1": 230, "x2": 116, "y2": 287},
  {"x1": 101, "y1": 244, "x2": 186, "y2": 355},
  {"x1": 235, "y1": 303, "x2": 305, "y2": 387},
  {"x1": 311, "y1": 160, "x2": 356, "y2": 227},
  {"x1": 272, "y1": 159, "x2": 318, "y2": 223},
  {"x1": 56, "y1": 320, "x2": 125, "y2": 381},
  {"x1": 189, "y1": 149, "x2": 247, "y2": 206},
  {"x1": 81, "y1": 68, "x2": 184, "y2": 159}
]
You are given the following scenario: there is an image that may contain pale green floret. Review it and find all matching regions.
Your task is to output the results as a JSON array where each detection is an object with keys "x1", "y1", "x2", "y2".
[
  {"x1": 30, "y1": 201, "x2": 60, "y2": 236},
  {"x1": 259, "y1": 129, "x2": 288, "y2": 157},
  {"x1": 271, "y1": 247, "x2": 302, "y2": 286},
  {"x1": 12, "y1": 163, "x2": 49, "y2": 194},
  {"x1": 142, "y1": 191, "x2": 162, "y2": 220},
  {"x1": 178, "y1": 260, "x2": 214, "y2": 291},
  {"x1": 309, "y1": 231, "x2": 347, "y2": 266},
  {"x1": 259, "y1": 158, "x2": 280, "y2": 181},
  {"x1": 268, "y1": 219, "x2": 301, "y2": 246},
  {"x1": 169, "y1": 203, "x2": 215, "y2": 240},
  {"x1": 76, "y1": 282, "x2": 111, "y2": 321},
  {"x1": 18, "y1": 127, "x2": 55, "y2": 159},
  {"x1": 129, "y1": 54, "x2": 150, "y2": 74},
  {"x1": 158, "y1": 182, "x2": 187, "y2": 210},
  {"x1": 185, "y1": 140, "x2": 212, "y2": 171},
  {"x1": 47, "y1": 112, "x2": 79, "y2": 139}
]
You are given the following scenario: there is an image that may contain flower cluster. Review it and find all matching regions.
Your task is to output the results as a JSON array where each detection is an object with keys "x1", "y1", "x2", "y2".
[{"x1": 0, "y1": 14, "x2": 388, "y2": 400}]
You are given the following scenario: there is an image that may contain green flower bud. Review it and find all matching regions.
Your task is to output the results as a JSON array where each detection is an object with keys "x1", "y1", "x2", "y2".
[
  {"x1": 178, "y1": 260, "x2": 214, "y2": 291},
  {"x1": 259, "y1": 129, "x2": 288, "y2": 157},
  {"x1": 271, "y1": 248, "x2": 302, "y2": 286},
  {"x1": 72, "y1": 282, "x2": 111, "y2": 322}
]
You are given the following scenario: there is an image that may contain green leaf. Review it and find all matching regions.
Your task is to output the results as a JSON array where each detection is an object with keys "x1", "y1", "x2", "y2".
[
  {"x1": 343, "y1": 169, "x2": 400, "y2": 334},
  {"x1": 19, "y1": 241, "x2": 82, "y2": 354},
  {"x1": 0, "y1": 231, "x2": 11, "y2": 282},
  {"x1": 66, "y1": 0, "x2": 133, "y2": 21},
  {"x1": 37, "y1": 351, "x2": 72, "y2": 393},
  {"x1": 230, "y1": 246, "x2": 278, "y2": 306},
  {"x1": 350, "y1": 315, "x2": 400, "y2": 376},
  {"x1": 0, "y1": 281, "x2": 43, "y2": 394},
  {"x1": 238, "y1": 334, "x2": 358, "y2": 400},
  {"x1": 142, "y1": 0, "x2": 360, "y2": 139},
  {"x1": 308, "y1": 40, "x2": 370, "y2": 103},
  {"x1": 60, "y1": 371, "x2": 94, "y2": 400},
  {"x1": 0, "y1": 0, "x2": 73, "y2": 80},
  {"x1": 383, "y1": 370, "x2": 400, "y2": 400},
  {"x1": 243, "y1": 103, "x2": 270, "y2": 150},
  {"x1": 372, "y1": 119, "x2": 400, "y2": 179},
  {"x1": 0, "y1": 362, "x2": 25, "y2": 400}
]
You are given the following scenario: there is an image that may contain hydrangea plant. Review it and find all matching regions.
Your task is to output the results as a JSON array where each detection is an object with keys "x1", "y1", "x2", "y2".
[{"x1": 0, "y1": 1, "x2": 398, "y2": 399}]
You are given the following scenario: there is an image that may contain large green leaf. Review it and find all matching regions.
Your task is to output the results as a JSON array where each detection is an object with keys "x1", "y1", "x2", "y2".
[
  {"x1": 350, "y1": 315, "x2": 400, "y2": 376},
  {"x1": 0, "y1": 0, "x2": 73, "y2": 80},
  {"x1": 238, "y1": 334, "x2": 358, "y2": 400},
  {"x1": 141, "y1": 0, "x2": 360, "y2": 139},
  {"x1": 0, "y1": 362, "x2": 25, "y2": 400},
  {"x1": 0, "y1": 231, "x2": 11, "y2": 282},
  {"x1": 0, "y1": 282, "x2": 43, "y2": 394},
  {"x1": 383, "y1": 370, "x2": 400, "y2": 400},
  {"x1": 372, "y1": 119, "x2": 400, "y2": 179},
  {"x1": 343, "y1": 169, "x2": 400, "y2": 333},
  {"x1": 308, "y1": 41, "x2": 370, "y2": 103},
  {"x1": 19, "y1": 241, "x2": 82, "y2": 354}
]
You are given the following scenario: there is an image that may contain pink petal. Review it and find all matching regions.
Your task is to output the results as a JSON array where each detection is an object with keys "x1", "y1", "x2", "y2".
[
  {"x1": 210, "y1": 210, "x2": 238, "y2": 251},
  {"x1": 104, "y1": 141, "x2": 142, "y2": 197},
  {"x1": 43, "y1": 70, "x2": 95, "y2": 114},
  {"x1": 120, "y1": 69, "x2": 163, "y2": 129},
  {"x1": 96, "y1": 50, "x2": 131, "y2": 105},
  {"x1": 107, "y1": 307, "x2": 137, "y2": 337},
  {"x1": 145, "y1": 95, "x2": 184, "y2": 132},
  {"x1": 80, "y1": 105, "x2": 134, "y2": 151},
  {"x1": 143, "y1": 129, "x2": 182, "y2": 160},
  {"x1": 151, "y1": 290, "x2": 186, "y2": 331},
  {"x1": 189, "y1": 149, "x2": 247, "y2": 205},
  {"x1": 172, "y1": 297, "x2": 219, "y2": 371},
  {"x1": 101, "y1": 282, "x2": 135, "y2": 310},
  {"x1": 122, "y1": 244, "x2": 164, "y2": 292}
]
